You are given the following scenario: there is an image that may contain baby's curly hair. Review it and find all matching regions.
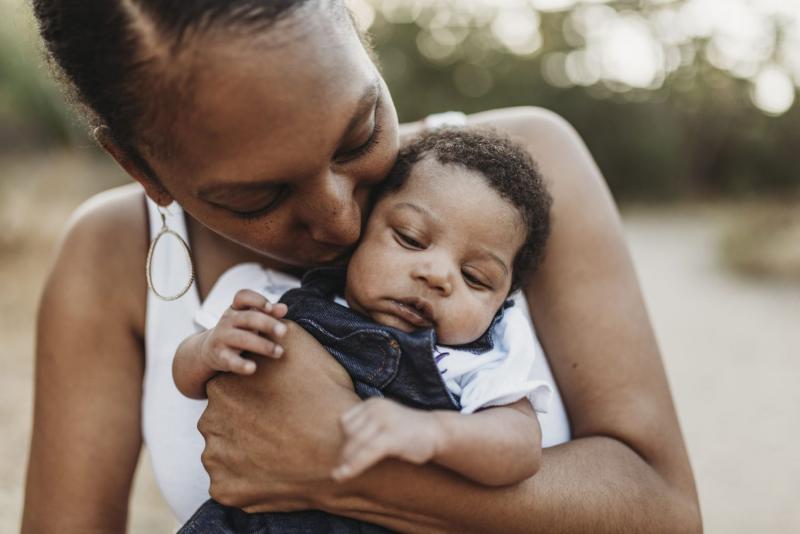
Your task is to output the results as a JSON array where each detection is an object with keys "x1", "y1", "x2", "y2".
[{"x1": 377, "y1": 127, "x2": 552, "y2": 292}]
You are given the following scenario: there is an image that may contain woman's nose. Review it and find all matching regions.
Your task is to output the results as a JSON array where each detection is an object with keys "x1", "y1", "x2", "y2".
[
  {"x1": 412, "y1": 261, "x2": 454, "y2": 296},
  {"x1": 301, "y1": 172, "x2": 362, "y2": 247}
]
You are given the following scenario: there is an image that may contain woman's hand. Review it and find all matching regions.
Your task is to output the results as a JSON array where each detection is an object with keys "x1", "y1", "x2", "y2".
[{"x1": 198, "y1": 321, "x2": 360, "y2": 512}]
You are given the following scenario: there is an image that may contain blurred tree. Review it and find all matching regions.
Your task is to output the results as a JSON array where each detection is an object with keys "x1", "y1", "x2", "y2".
[
  {"x1": 355, "y1": 0, "x2": 800, "y2": 200},
  {"x1": 0, "y1": 3, "x2": 83, "y2": 150},
  {"x1": 2, "y1": 0, "x2": 798, "y2": 200}
]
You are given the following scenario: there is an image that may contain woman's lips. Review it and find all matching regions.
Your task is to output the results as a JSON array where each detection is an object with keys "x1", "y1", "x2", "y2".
[{"x1": 386, "y1": 297, "x2": 435, "y2": 329}]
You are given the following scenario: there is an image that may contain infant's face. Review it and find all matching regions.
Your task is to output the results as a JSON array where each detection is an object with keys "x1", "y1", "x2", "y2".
[{"x1": 345, "y1": 157, "x2": 524, "y2": 345}]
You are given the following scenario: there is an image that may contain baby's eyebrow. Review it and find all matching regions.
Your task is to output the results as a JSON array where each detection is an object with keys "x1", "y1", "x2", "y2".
[
  {"x1": 394, "y1": 202, "x2": 437, "y2": 222},
  {"x1": 483, "y1": 251, "x2": 509, "y2": 277}
]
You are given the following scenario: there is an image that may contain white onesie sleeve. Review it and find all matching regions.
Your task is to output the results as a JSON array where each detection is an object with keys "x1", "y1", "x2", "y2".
[{"x1": 446, "y1": 305, "x2": 553, "y2": 415}]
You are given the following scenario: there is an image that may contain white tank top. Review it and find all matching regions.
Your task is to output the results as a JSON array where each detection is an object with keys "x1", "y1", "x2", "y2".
[{"x1": 143, "y1": 195, "x2": 571, "y2": 522}]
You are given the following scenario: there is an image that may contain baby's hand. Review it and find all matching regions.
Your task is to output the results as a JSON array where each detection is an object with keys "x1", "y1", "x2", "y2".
[
  {"x1": 332, "y1": 398, "x2": 444, "y2": 482},
  {"x1": 199, "y1": 289, "x2": 289, "y2": 375}
]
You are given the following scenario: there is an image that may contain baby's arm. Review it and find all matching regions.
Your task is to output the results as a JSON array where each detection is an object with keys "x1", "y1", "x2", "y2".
[
  {"x1": 333, "y1": 397, "x2": 541, "y2": 487},
  {"x1": 173, "y1": 289, "x2": 288, "y2": 399}
]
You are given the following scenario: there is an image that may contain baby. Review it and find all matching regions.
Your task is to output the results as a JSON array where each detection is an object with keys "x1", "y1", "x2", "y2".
[{"x1": 175, "y1": 128, "x2": 552, "y2": 527}]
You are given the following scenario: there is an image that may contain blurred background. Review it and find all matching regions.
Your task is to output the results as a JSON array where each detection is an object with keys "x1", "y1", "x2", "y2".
[{"x1": 1, "y1": 0, "x2": 798, "y2": 531}]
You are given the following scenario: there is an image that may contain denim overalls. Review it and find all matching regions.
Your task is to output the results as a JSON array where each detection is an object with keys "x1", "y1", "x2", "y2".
[{"x1": 179, "y1": 266, "x2": 508, "y2": 533}]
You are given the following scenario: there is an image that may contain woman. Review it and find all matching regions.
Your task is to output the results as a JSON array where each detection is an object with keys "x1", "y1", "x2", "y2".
[{"x1": 22, "y1": 0, "x2": 700, "y2": 532}]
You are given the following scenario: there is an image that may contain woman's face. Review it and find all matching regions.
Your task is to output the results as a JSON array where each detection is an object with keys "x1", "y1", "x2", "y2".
[{"x1": 145, "y1": 12, "x2": 399, "y2": 270}]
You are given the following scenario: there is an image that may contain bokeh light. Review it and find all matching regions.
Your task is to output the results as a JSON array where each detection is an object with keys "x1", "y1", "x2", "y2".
[{"x1": 348, "y1": 0, "x2": 800, "y2": 116}]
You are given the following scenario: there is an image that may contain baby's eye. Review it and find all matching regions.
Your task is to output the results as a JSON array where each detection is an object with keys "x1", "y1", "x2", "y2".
[
  {"x1": 395, "y1": 231, "x2": 424, "y2": 250},
  {"x1": 462, "y1": 270, "x2": 490, "y2": 290}
]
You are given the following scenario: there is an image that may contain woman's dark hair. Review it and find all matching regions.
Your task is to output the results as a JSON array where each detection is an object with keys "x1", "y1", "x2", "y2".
[
  {"x1": 377, "y1": 128, "x2": 553, "y2": 292},
  {"x1": 32, "y1": 0, "x2": 338, "y2": 168}
]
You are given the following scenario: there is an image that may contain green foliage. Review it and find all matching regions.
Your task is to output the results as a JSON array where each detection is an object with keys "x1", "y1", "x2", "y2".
[
  {"x1": 363, "y1": 2, "x2": 800, "y2": 200},
  {"x1": 0, "y1": 3, "x2": 84, "y2": 150},
  {"x1": 2, "y1": 0, "x2": 798, "y2": 200}
]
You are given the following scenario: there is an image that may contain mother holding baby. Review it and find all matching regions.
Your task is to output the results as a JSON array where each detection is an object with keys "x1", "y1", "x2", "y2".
[{"x1": 22, "y1": 0, "x2": 700, "y2": 532}]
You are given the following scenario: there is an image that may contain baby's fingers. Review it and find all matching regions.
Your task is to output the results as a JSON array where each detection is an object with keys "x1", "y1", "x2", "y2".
[
  {"x1": 231, "y1": 290, "x2": 288, "y2": 318},
  {"x1": 270, "y1": 302, "x2": 289, "y2": 318},
  {"x1": 333, "y1": 436, "x2": 391, "y2": 482},
  {"x1": 231, "y1": 309, "x2": 287, "y2": 340},
  {"x1": 231, "y1": 289, "x2": 270, "y2": 311},
  {"x1": 222, "y1": 328, "x2": 284, "y2": 359},
  {"x1": 216, "y1": 348, "x2": 257, "y2": 375}
]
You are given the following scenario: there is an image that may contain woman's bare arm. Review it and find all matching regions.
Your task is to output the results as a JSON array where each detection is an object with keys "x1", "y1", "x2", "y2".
[
  {"x1": 327, "y1": 107, "x2": 700, "y2": 531},
  {"x1": 200, "y1": 107, "x2": 700, "y2": 532},
  {"x1": 22, "y1": 186, "x2": 149, "y2": 532}
]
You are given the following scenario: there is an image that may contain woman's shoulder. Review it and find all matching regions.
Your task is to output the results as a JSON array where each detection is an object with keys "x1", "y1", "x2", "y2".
[
  {"x1": 466, "y1": 107, "x2": 610, "y2": 209},
  {"x1": 466, "y1": 107, "x2": 584, "y2": 151},
  {"x1": 48, "y1": 183, "x2": 149, "y2": 334},
  {"x1": 65, "y1": 181, "x2": 147, "y2": 239}
]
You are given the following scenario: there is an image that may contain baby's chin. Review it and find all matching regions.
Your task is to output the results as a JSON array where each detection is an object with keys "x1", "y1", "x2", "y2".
[
  {"x1": 344, "y1": 292, "x2": 488, "y2": 344},
  {"x1": 369, "y1": 312, "x2": 485, "y2": 346},
  {"x1": 434, "y1": 329, "x2": 485, "y2": 346}
]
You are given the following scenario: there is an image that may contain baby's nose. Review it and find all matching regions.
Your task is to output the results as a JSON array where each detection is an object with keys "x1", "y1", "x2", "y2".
[{"x1": 413, "y1": 263, "x2": 453, "y2": 296}]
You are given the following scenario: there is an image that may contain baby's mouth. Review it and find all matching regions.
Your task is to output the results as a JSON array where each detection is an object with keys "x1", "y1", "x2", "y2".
[{"x1": 387, "y1": 297, "x2": 435, "y2": 329}]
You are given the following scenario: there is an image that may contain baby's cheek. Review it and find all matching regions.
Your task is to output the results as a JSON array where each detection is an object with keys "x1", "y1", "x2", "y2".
[{"x1": 437, "y1": 304, "x2": 494, "y2": 346}]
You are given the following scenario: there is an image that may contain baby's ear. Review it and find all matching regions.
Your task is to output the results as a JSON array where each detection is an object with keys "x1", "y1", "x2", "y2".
[{"x1": 94, "y1": 126, "x2": 174, "y2": 206}]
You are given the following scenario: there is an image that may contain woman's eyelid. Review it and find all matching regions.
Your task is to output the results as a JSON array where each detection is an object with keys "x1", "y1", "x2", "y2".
[
  {"x1": 335, "y1": 99, "x2": 381, "y2": 162},
  {"x1": 215, "y1": 186, "x2": 288, "y2": 218}
]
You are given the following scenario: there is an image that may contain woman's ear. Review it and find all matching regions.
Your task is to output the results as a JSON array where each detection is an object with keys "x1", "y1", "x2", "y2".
[{"x1": 94, "y1": 126, "x2": 174, "y2": 206}]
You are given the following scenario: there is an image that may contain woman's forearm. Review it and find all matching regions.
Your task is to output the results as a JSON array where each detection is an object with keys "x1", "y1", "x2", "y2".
[{"x1": 320, "y1": 437, "x2": 700, "y2": 533}]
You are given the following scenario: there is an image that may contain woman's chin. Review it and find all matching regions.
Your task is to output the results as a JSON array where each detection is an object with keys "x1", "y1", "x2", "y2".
[{"x1": 284, "y1": 246, "x2": 352, "y2": 269}]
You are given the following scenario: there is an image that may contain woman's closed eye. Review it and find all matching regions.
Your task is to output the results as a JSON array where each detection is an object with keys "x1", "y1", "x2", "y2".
[
  {"x1": 215, "y1": 186, "x2": 289, "y2": 220},
  {"x1": 334, "y1": 97, "x2": 383, "y2": 164},
  {"x1": 334, "y1": 121, "x2": 383, "y2": 163}
]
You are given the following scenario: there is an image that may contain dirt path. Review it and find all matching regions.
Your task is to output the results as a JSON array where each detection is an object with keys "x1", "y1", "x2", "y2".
[
  {"x1": 624, "y1": 207, "x2": 800, "y2": 532},
  {"x1": 2, "y1": 154, "x2": 797, "y2": 532}
]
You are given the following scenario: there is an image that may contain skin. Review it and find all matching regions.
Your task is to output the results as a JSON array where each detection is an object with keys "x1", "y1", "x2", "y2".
[
  {"x1": 345, "y1": 157, "x2": 523, "y2": 345},
  {"x1": 173, "y1": 161, "x2": 542, "y2": 486},
  {"x1": 21, "y1": 5, "x2": 701, "y2": 534}
]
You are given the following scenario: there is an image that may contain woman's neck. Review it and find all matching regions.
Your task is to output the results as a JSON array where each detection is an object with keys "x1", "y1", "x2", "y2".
[{"x1": 184, "y1": 213, "x2": 303, "y2": 301}]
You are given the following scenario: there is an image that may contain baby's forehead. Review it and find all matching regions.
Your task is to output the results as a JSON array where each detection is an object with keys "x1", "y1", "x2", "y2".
[{"x1": 379, "y1": 162, "x2": 526, "y2": 253}]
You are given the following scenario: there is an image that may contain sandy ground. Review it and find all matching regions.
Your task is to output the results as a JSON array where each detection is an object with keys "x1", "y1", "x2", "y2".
[{"x1": 1, "y1": 152, "x2": 798, "y2": 532}]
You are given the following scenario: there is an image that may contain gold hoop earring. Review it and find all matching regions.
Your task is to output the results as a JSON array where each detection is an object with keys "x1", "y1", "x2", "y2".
[{"x1": 146, "y1": 206, "x2": 195, "y2": 301}]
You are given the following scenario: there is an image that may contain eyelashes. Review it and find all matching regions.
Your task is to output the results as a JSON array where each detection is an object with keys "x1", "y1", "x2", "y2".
[
  {"x1": 394, "y1": 229, "x2": 493, "y2": 290},
  {"x1": 225, "y1": 186, "x2": 289, "y2": 220},
  {"x1": 334, "y1": 96, "x2": 384, "y2": 164},
  {"x1": 395, "y1": 230, "x2": 424, "y2": 249}
]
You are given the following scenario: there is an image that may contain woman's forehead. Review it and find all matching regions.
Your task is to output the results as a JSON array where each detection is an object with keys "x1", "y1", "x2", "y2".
[{"x1": 152, "y1": 16, "x2": 379, "y2": 187}]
